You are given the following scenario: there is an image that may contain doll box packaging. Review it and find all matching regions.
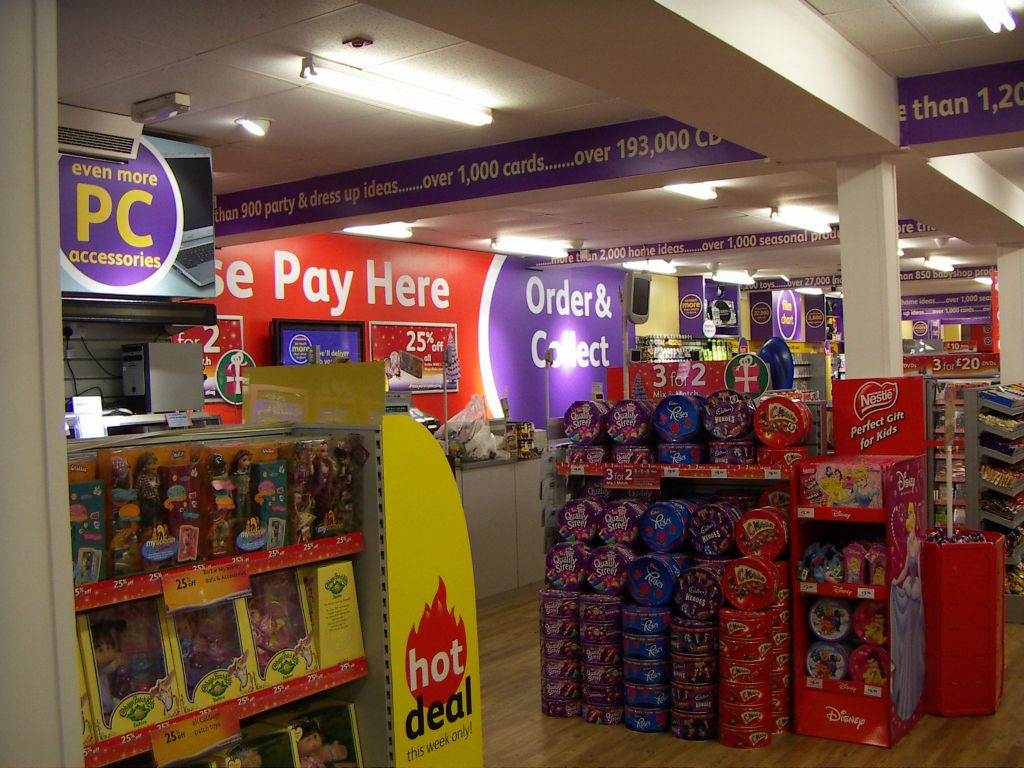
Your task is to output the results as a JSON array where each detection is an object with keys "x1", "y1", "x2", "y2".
[
  {"x1": 797, "y1": 456, "x2": 893, "y2": 508},
  {"x1": 241, "y1": 569, "x2": 318, "y2": 688},
  {"x1": 78, "y1": 597, "x2": 181, "y2": 740},
  {"x1": 78, "y1": 644, "x2": 95, "y2": 747},
  {"x1": 205, "y1": 729, "x2": 300, "y2": 768},
  {"x1": 161, "y1": 597, "x2": 259, "y2": 713},
  {"x1": 245, "y1": 697, "x2": 364, "y2": 768},
  {"x1": 300, "y1": 560, "x2": 365, "y2": 668},
  {"x1": 70, "y1": 479, "x2": 106, "y2": 584}
]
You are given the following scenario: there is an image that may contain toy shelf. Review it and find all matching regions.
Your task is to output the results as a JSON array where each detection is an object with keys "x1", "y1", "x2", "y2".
[
  {"x1": 801, "y1": 673, "x2": 886, "y2": 700},
  {"x1": 980, "y1": 508, "x2": 1024, "y2": 529},
  {"x1": 795, "y1": 505, "x2": 886, "y2": 524},
  {"x1": 74, "y1": 533, "x2": 365, "y2": 612},
  {"x1": 796, "y1": 581, "x2": 888, "y2": 600},
  {"x1": 556, "y1": 461, "x2": 787, "y2": 482},
  {"x1": 83, "y1": 657, "x2": 369, "y2": 767}
]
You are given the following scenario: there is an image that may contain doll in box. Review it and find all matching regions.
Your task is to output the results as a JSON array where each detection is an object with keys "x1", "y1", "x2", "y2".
[
  {"x1": 294, "y1": 717, "x2": 352, "y2": 768},
  {"x1": 290, "y1": 441, "x2": 316, "y2": 544},
  {"x1": 109, "y1": 454, "x2": 142, "y2": 577},
  {"x1": 231, "y1": 450, "x2": 255, "y2": 524},
  {"x1": 309, "y1": 441, "x2": 338, "y2": 538},
  {"x1": 247, "y1": 571, "x2": 315, "y2": 680},
  {"x1": 91, "y1": 618, "x2": 133, "y2": 720},
  {"x1": 207, "y1": 453, "x2": 236, "y2": 559},
  {"x1": 134, "y1": 452, "x2": 162, "y2": 531}
]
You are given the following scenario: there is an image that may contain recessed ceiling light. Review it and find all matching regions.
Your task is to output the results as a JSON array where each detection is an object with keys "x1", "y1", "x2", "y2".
[
  {"x1": 976, "y1": 276, "x2": 994, "y2": 286},
  {"x1": 969, "y1": 0, "x2": 1016, "y2": 32},
  {"x1": 663, "y1": 182, "x2": 718, "y2": 200},
  {"x1": 712, "y1": 269, "x2": 755, "y2": 285},
  {"x1": 768, "y1": 206, "x2": 835, "y2": 235},
  {"x1": 342, "y1": 222, "x2": 414, "y2": 239},
  {"x1": 235, "y1": 118, "x2": 271, "y2": 137},
  {"x1": 622, "y1": 259, "x2": 676, "y2": 275},
  {"x1": 923, "y1": 255, "x2": 955, "y2": 272},
  {"x1": 300, "y1": 55, "x2": 493, "y2": 127},
  {"x1": 491, "y1": 237, "x2": 569, "y2": 258}
]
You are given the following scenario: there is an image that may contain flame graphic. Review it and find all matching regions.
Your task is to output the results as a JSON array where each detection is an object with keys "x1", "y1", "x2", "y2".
[{"x1": 406, "y1": 578, "x2": 467, "y2": 705}]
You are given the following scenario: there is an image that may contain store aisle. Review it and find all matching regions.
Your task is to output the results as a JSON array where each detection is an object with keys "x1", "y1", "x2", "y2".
[{"x1": 478, "y1": 586, "x2": 1024, "y2": 768}]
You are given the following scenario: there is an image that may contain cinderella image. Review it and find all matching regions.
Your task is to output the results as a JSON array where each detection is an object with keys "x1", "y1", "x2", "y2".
[{"x1": 890, "y1": 501, "x2": 924, "y2": 721}]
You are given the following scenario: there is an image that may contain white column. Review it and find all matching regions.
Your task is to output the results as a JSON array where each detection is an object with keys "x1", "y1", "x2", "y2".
[
  {"x1": 837, "y1": 157, "x2": 903, "y2": 379},
  {"x1": 997, "y1": 245, "x2": 1024, "y2": 384},
  {"x1": 0, "y1": 2, "x2": 80, "y2": 765}
]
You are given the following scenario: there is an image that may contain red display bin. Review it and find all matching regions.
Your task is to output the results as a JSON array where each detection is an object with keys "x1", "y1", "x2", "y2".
[
  {"x1": 791, "y1": 454, "x2": 926, "y2": 748},
  {"x1": 922, "y1": 530, "x2": 1005, "y2": 716}
]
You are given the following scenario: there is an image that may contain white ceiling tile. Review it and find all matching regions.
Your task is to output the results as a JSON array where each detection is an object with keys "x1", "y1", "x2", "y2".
[
  {"x1": 803, "y1": 0, "x2": 892, "y2": 15},
  {"x1": 823, "y1": 6, "x2": 932, "y2": 52},
  {"x1": 897, "y1": 0, "x2": 994, "y2": 43},
  {"x1": 869, "y1": 45, "x2": 954, "y2": 76}
]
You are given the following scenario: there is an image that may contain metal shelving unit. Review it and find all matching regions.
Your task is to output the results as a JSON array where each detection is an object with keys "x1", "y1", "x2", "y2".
[{"x1": 965, "y1": 386, "x2": 1024, "y2": 623}]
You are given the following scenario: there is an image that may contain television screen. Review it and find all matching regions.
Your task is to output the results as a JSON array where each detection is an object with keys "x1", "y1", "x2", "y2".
[{"x1": 271, "y1": 320, "x2": 366, "y2": 366}]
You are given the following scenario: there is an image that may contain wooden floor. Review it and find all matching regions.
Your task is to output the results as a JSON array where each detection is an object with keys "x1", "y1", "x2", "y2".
[{"x1": 476, "y1": 585, "x2": 1024, "y2": 768}]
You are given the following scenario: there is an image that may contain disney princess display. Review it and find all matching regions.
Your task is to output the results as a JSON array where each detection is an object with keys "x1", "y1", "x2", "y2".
[{"x1": 891, "y1": 502, "x2": 925, "y2": 721}]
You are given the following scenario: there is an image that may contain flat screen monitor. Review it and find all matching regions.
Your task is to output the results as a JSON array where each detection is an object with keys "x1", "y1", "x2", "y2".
[{"x1": 271, "y1": 319, "x2": 366, "y2": 366}]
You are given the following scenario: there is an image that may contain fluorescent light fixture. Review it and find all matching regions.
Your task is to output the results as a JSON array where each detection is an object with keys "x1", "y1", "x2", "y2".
[
  {"x1": 826, "y1": 291, "x2": 844, "y2": 299},
  {"x1": 897, "y1": 249, "x2": 905, "y2": 257},
  {"x1": 796, "y1": 286, "x2": 824, "y2": 295},
  {"x1": 300, "y1": 55, "x2": 493, "y2": 126},
  {"x1": 130, "y1": 92, "x2": 190, "y2": 124},
  {"x1": 663, "y1": 182, "x2": 718, "y2": 200},
  {"x1": 976, "y1": 276, "x2": 994, "y2": 286},
  {"x1": 970, "y1": 0, "x2": 1016, "y2": 32},
  {"x1": 623, "y1": 259, "x2": 676, "y2": 275},
  {"x1": 342, "y1": 222, "x2": 414, "y2": 239},
  {"x1": 235, "y1": 118, "x2": 271, "y2": 136},
  {"x1": 923, "y1": 256, "x2": 955, "y2": 272},
  {"x1": 712, "y1": 269, "x2": 755, "y2": 285},
  {"x1": 769, "y1": 206, "x2": 835, "y2": 235},
  {"x1": 491, "y1": 237, "x2": 569, "y2": 259},
  {"x1": 753, "y1": 271, "x2": 789, "y2": 282}
]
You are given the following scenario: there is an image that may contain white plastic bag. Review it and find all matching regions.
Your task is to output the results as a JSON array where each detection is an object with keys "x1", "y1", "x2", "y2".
[{"x1": 435, "y1": 395, "x2": 496, "y2": 460}]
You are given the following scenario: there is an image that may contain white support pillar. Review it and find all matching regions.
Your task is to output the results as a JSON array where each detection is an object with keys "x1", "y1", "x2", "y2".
[
  {"x1": 0, "y1": 1, "x2": 80, "y2": 765},
  {"x1": 837, "y1": 157, "x2": 903, "y2": 379},
  {"x1": 997, "y1": 245, "x2": 1024, "y2": 385}
]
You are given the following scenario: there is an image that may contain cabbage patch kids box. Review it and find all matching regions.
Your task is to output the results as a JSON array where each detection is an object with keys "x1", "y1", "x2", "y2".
[
  {"x1": 204, "y1": 729, "x2": 300, "y2": 768},
  {"x1": 300, "y1": 560, "x2": 365, "y2": 668},
  {"x1": 242, "y1": 569, "x2": 318, "y2": 687},
  {"x1": 78, "y1": 597, "x2": 180, "y2": 739},
  {"x1": 245, "y1": 696, "x2": 363, "y2": 768},
  {"x1": 161, "y1": 598, "x2": 259, "y2": 712}
]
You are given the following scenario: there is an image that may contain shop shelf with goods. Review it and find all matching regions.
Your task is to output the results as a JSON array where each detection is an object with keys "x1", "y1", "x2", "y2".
[
  {"x1": 964, "y1": 385, "x2": 1024, "y2": 623},
  {"x1": 925, "y1": 379, "x2": 992, "y2": 529},
  {"x1": 69, "y1": 408, "x2": 483, "y2": 767},
  {"x1": 790, "y1": 454, "x2": 926, "y2": 748},
  {"x1": 635, "y1": 335, "x2": 736, "y2": 363},
  {"x1": 790, "y1": 353, "x2": 828, "y2": 398},
  {"x1": 551, "y1": 392, "x2": 828, "y2": 548}
]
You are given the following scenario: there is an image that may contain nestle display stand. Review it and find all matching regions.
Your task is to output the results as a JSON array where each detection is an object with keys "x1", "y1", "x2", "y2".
[{"x1": 791, "y1": 454, "x2": 926, "y2": 747}]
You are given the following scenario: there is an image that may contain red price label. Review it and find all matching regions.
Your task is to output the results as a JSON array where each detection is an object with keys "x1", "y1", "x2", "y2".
[
  {"x1": 151, "y1": 709, "x2": 239, "y2": 767},
  {"x1": 604, "y1": 464, "x2": 661, "y2": 489},
  {"x1": 161, "y1": 560, "x2": 251, "y2": 613}
]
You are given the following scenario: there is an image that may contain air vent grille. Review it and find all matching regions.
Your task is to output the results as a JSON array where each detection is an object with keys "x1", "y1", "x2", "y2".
[{"x1": 58, "y1": 126, "x2": 136, "y2": 155}]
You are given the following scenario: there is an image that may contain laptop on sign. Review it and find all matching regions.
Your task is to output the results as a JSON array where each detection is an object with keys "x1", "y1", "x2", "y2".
[{"x1": 165, "y1": 154, "x2": 215, "y2": 287}]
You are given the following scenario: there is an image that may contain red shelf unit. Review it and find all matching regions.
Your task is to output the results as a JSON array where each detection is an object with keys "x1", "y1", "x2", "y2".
[
  {"x1": 790, "y1": 455, "x2": 926, "y2": 748},
  {"x1": 83, "y1": 657, "x2": 369, "y2": 767},
  {"x1": 74, "y1": 533, "x2": 365, "y2": 611}
]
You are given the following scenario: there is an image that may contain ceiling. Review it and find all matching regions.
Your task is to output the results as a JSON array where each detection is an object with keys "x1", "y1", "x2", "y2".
[{"x1": 56, "y1": 0, "x2": 1024, "y2": 295}]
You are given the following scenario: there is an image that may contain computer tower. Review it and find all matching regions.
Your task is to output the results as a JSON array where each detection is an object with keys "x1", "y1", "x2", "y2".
[{"x1": 121, "y1": 342, "x2": 204, "y2": 414}]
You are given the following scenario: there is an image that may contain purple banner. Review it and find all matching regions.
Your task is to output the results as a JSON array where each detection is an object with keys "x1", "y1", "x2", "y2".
[
  {"x1": 214, "y1": 117, "x2": 763, "y2": 237},
  {"x1": 743, "y1": 264, "x2": 996, "y2": 293},
  {"x1": 901, "y1": 291, "x2": 991, "y2": 324},
  {"x1": 551, "y1": 219, "x2": 934, "y2": 268},
  {"x1": 483, "y1": 259, "x2": 628, "y2": 426},
  {"x1": 705, "y1": 280, "x2": 740, "y2": 337},
  {"x1": 773, "y1": 289, "x2": 802, "y2": 342},
  {"x1": 804, "y1": 294, "x2": 827, "y2": 343},
  {"x1": 678, "y1": 276, "x2": 706, "y2": 336},
  {"x1": 898, "y1": 265, "x2": 995, "y2": 282},
  {"x1": 749, "y1": 291, "x2": 773, "y2": 341},
  {"x1": 898, "y1": 59, "x2": 1024, "y2": 145},
  {"x1": 910, "y1": 319, "x2": 942, "y2": 340}
]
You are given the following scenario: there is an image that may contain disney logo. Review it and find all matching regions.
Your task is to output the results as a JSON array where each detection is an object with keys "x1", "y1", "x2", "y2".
[{"x1": 825, "y1": 706, "x2": 865, "y2": 729}]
